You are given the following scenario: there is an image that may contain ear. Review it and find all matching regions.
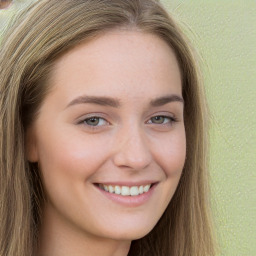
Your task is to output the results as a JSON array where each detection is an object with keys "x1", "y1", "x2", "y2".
[{"x1": 25, "y1": 125, "x2": 39, "y2": 163}]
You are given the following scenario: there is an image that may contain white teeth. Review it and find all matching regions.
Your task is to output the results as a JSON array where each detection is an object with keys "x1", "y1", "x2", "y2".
[
  {"x1": 114, "y1": 185, "x2": 121, "y2": 195},
  {"x1": 130, "y1": 186, "x2": 139, "y2": 196},
  {"x1": 100, "y1": 184, "x2": 152, "y2": 196},
  {"x1": 143, "y1": 185, "x2": 150, "y2": 192},
  {"x1": 108, "y1": 185, "x2": 114, "y2": 193},
  {"x1": 121, "y1": 186, "x2": 130, "y2": 196}
]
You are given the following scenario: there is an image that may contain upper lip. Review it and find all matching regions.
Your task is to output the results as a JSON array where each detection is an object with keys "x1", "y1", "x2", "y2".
[{"x1": 94, "y1": 180, "x2": 158, "y2": 187}]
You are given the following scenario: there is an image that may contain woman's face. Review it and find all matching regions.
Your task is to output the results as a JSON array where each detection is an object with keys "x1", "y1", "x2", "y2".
[{"x1": 27, "y1": 30, "x2": 186, "y2": 241}]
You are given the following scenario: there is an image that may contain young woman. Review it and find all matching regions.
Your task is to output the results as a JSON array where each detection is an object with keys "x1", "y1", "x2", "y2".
[{"x1": 0, "y1": 0, "x2": 216, "y2": 255}]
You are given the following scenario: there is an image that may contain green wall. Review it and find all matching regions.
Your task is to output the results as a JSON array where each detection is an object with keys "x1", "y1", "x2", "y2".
[
  {"x1": 163, "y1": 1, "x2": 256, "y2": 255},
  {"x1": 1, "y1": 1, "x2": 255, "y2": 255}
]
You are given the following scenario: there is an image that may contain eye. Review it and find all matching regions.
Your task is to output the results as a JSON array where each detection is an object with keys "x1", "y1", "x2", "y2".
[
  {"x1": 81, "y1": 116, "x2": 108, "y2": 127},
  {"x1": 148, "y1": 115, "x2": 176, "y2": 125}
]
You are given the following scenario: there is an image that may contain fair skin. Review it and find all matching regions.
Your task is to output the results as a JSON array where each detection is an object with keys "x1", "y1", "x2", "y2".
[{"x1": 26, "y1": 29, "x2": 186, "y2": 256}]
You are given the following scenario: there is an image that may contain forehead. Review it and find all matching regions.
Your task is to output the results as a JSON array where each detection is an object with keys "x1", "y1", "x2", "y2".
[{"x1": 49, "y1": 29, "x2": 182, "y2": 105}]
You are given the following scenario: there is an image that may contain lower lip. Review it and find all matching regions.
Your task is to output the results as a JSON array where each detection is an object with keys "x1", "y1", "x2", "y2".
[{"x1": 94, "y1": 184, "x2": 157, "y2": 207}]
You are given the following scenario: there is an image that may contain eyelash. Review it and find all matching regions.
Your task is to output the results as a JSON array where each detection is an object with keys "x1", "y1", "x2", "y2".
[
  {"x1": 78, "y1": 116, "x2": 109, "y2": 128},
  {"x1": 147, "y1": 115, "x2": 177, "y2": 125},
  {"x1": 78, "y1": 115, "x2": 177, "y2": 130}
]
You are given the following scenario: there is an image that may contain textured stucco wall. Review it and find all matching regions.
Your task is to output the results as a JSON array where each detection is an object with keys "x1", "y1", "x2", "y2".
[
  {"x1": 1, "y1": 1, "x2": 256, "y2": 256},
  {"x1": 163, "y1": 1, "x2": 256, "y2": 256}
]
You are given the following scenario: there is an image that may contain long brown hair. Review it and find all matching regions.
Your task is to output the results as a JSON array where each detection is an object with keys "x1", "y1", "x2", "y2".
[{"x1": 0, "y1": 0, "x2": 216, "y2": 255}]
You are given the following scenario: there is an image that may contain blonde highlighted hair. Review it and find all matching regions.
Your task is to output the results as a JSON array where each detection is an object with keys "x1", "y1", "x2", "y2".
[{"x1": 0, "y1": 0, "x2": 216, "y2": 255}]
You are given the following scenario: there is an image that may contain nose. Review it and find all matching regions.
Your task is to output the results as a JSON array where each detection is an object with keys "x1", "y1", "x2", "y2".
[{"x1": 112, "y1": 126, "x2": 152, "y2": 170}]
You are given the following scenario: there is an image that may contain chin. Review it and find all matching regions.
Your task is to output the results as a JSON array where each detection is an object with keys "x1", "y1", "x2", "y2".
[{"x1": 99, "y1": 221, "x2": 156, "y2": 241}]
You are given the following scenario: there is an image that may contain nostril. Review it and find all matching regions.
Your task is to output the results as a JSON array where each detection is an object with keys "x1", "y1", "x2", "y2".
[{"x1": 112, "y1": 145, "x2": 152, "y2": 170}]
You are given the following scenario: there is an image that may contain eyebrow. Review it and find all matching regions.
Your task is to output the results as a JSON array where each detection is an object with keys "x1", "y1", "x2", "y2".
[
  {"x1": 150, "y1": 95, "x2": 184, "y2": 107},
  {"x1": 66, "y1": 94, "x2": 184, "y2": 108}
]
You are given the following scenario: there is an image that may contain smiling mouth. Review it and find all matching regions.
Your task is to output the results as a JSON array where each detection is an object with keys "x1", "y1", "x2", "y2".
[{"x1": 95, "y1": 183, "x2": 153, "y2": 196}]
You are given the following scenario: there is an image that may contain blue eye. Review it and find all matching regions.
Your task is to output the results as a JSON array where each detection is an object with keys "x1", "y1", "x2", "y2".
[{"x1": 82, "y1": 117, "x2": 108, "y2": 127}]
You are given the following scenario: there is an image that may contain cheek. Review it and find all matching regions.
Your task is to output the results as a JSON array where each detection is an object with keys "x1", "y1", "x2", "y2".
[
  {"x1": 152, "y1": 129, "x2": 186, "y2": 207},
  {"x1": 35, "y1": 128, "x2": 115, "y2": 222},
  {"x1": 152, "y1": 128, "x2": 186, "y2": 177},
  {"x1": 36, "y1": 128, "x2": 113, "y2": 187}
]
